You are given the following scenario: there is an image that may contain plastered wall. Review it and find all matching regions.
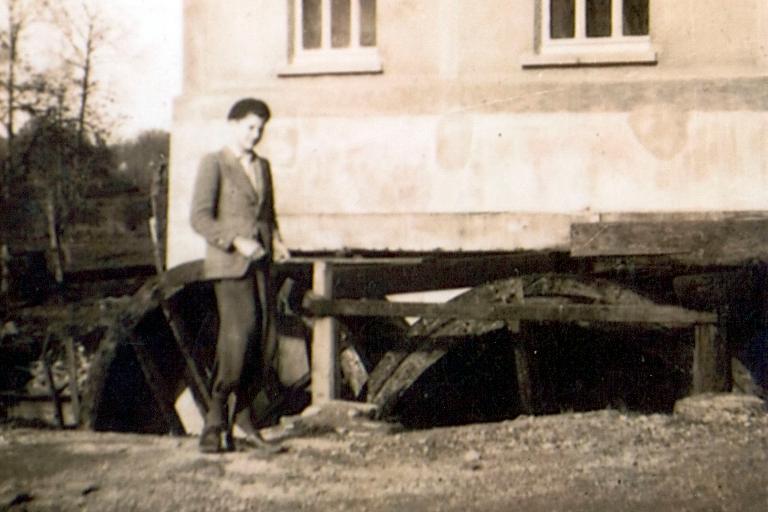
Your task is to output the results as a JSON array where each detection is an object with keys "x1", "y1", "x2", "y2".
[{"x1": 169, "y1": 0, "x2": 768, "y2": 267}]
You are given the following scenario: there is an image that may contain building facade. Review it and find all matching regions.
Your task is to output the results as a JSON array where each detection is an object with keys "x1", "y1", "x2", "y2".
[{"x1": 169, "y1": 1, "x2": 768, "y2": 268}]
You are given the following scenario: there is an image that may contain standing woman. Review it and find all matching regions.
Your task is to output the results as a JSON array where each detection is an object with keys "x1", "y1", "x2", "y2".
[{"x1": 190, "y1": 98, "x2": 290, "y2": 453}]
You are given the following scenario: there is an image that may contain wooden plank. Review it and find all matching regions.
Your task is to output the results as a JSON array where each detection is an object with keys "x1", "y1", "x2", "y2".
[
  {"x1": 311, "y1": 261, "x2": 338, "y2": 404},
  {"x1": 62, "y1": 237, "x2": 155, "y2": 273},
  {"x1": 160, "y1": 300, "x2": 211, "y2": 411},
  {"x1": 571, "y1": 219, "x2": 768, "y2": 264},
  {"x1": 132, "y1": 342, "x2": 186, "y2": 436},
  {"x1": 304, "y1": 297, "x2": 717, "y2": 326},
  {"x1": 287, "y1": 256, "x2": 423, "y2": 265},
  {"x1": 160, "y1": 260, "x2": 205, "y2": 290},
  {"x1": 507, "y1": 278, "x2": 539, "y2": 414},
  {"x1": 63, "y1": 337, "x2": 81, "y2": 426},
  {"x1": 180, "y1": 310, "x2": 217, "y2": 418},
  {"x1": 41, "y1": 334, "x2": 64, "y2": 429},
  {"x1": 153, "y1": 261, "x2": 213, "y2": 418},
  {"x1": 370, "y1": 345, "x2": 453, "y2": 417},
  {"x1": 513, "y1": 339, "x2": 534, "y2": 414},
  {"x1": 692, "y1": 324, "x2": 732, "y2": 394},
  {"x1": 365, "y1": 337, "x2": 419, "y2": 401},
  {"x1": 149, "y1": 158, "x2": 168, "y2": 273},
  {"x1": 332, "y1": 252, "x2": 566, "y2": 297},
  {"x1": 339, "y1": 346, "x2": 368, "y2": 400},
  {"x1": 512, "y1": 332, "x2": 559, "y2": 416},
  {"x1": 596, "y1": 210, "x2": 768, "y2": 224}
]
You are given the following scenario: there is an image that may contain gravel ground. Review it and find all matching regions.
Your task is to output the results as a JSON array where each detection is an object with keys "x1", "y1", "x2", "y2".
[{"x1": 1, "y1": 394, "x2": 767, "y2": 512}]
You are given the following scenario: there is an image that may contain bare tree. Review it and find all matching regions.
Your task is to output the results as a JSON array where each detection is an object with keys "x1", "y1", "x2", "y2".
[
  {"x1": 0, "y1": 0, "x2": 48, "y2": 296},
  {"x1": 0, "y1": 0, "x2": 52, "y2": 191},
  {"x1": 0, "y1": 0, "x2": 116, "y2": 290},
  {"x1": 56, "y1": 0, "x2": 113, "y2": 146},
  {"x1": 1, "y1": 0, "x2": 26, "y2": 194},
  {"x1": 41, "y1": 0, "x2": 114, "y2": 284}
]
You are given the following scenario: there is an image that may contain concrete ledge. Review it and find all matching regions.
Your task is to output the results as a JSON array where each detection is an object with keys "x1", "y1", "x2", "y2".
[
  {"x1": 674, "y1": 393, "x2": 767, "y2": 424},
  {"x1": 259, "y1": 400, "x2": 396, "y2": 441},
  {"x1": 280, "y1": 212, "x2": 585, "y2": 253},
  {"x1": 521, "y1": 50, "x2": 657, "y2": 69}
]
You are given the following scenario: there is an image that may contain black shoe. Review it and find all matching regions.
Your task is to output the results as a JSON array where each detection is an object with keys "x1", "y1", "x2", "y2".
[
  {"x1": 224, "y1": 429, "x2": 236, "y2": 452},
  {"x1": 199, "y1": 425, "x2": 225, "y2": 454}
]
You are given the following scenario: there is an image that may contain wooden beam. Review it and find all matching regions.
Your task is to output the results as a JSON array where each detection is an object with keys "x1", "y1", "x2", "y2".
[
  {"x1": 160, "y1": 300, "x2": 211, "y2": 411},
  {"x1": 63, "y1": 337, "x2": 81, "y2": 426},
  {"x1": 311, "y1": 261, "x2": 338, "y2": 403},
  {"x1": 149, "y1": 158, "x2": 168, "y2": 273},
  {"x1": 571, "y1": 219, "x2": 768, "y2": 265},
  {"x1": 287, "y1": 256, "x2": 424, "y2": 265},
  {"x1": 513, "y1": 339, "x2": 536, "y2": 414},
  {"x1": 41, "y1": 334, "x2": 64, "y2": 429},
  {"x1": 157, "y1": 262, "x2": 214, "y2": 418},
  {"x1": 332, "y1": 253, "x2": 566, "y2": 297},
  {"x1": 181, "y1": 310, "x2": 217, "y2": 419},
  {"x1": 340, "y1": 346, "x2": 368, "y2": 400},
  {"x1": 692, "y1": 324, "x2": 732, "y2": 394},
  {"x1": 370, "y1": 345, "x2": 452, "y2": 417},
  {"x1": 304, "y1": 296, "x2": 717, "y2": 326},
  {"x1": 507, "y1": 278, "x2": 544, "y2": 415},
  {"x1": 132, "y1": 342, "x2": 186, "y2": 436}
]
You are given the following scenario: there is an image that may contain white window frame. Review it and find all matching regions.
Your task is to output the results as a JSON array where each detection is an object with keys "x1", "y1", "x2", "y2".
[
  {"x1": 280, "y1": 0, "x2": 382, "y2": 76},
  {"x1": 522, "y1": 0, "x2": 657, "y2": 68}
]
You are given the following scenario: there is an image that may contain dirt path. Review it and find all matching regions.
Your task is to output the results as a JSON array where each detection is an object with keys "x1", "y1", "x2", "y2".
[{"x1": 1, "y1": 394, "x2": 767, "y2": 512}]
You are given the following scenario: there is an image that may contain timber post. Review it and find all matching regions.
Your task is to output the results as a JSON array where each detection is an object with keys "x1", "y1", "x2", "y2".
[
  {"x1": 149, "y1": 215, "x2": 212, "y2": 416},
  {"x1": 513, "y1": 337, "x2": 538, "y2": 415},
  {"x1": 41, "y1": 334, "x2": 65, "y2": 429},
  {"x1": 508, "y1": 278, "x2": 537, "y2": 414},
  {"x1": 692, "y1": 322, "x2": 732, "y2": 394},
  {"x1": 158, "y1": 295, "x2": 212, "y2": 412},
  {"x1": 132, "y1": 340, "x2": 187, "y2": 436},
  {"x1": 311, "y1": 261, "x2": 338, "y2": 404},
  {"x1": 63, "y1": 336, "x2": 81, "y2": 426}
]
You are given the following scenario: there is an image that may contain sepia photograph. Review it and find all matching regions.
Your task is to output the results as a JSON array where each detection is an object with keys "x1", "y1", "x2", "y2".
[{"x1": 1, "y1": 1, "x2": 767, "y2": 510}]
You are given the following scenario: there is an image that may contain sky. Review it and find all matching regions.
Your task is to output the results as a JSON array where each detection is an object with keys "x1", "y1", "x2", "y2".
[
  {"x1": 26, "y1": 0, "x2": 183, "y2": 140},
  {"x1": 93, "y1": 0, "x2": 183, "y2": 140}
]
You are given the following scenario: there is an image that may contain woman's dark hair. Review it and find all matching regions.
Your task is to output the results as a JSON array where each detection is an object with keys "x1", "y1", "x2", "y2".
[{"x1": 227, "y1": 98, "x2": 271, "y2": 122}]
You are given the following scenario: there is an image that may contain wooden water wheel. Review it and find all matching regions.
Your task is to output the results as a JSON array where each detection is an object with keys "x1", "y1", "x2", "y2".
[
  {"x1": 366, "y1": 274, "x2": 693, "y2": 422},
  {"x1": 81, "y1": 262, "x2": 311, "y2": 434}
]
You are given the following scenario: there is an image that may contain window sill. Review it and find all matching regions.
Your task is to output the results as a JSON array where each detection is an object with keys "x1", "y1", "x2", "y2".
[
  {"x1": 521, "y1": 45, "x2": 658, "y2": 69},
  {"x1": 279, "y1": 48, "x2": 383, "y2": 76}
]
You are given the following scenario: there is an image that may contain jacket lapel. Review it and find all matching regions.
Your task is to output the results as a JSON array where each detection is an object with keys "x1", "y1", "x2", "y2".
[{"x1": 220, "y1": 148, "x2": 257, "y2": 201}]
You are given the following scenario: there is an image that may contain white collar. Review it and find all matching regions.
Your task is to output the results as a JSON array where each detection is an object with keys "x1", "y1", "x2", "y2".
[{"x1": 226, "y1": 145, "x2": 257, "y2": 162}]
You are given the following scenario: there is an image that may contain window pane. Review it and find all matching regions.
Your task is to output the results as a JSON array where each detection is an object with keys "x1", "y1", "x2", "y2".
[
  {"x1": 331, "y1": 0, "x2": 351, "y2": 48},
  {"x1": 623, "y1": 0, "x2": 648, "y2": 35},
  {"x1": 550, "y1": 0, "x2": 575, "y2": 39},
  {"x1": 302, "y1": 0, "x2": 322, "y2": 49},
  {"x1": 360, "y1": 0, "x2": 376, "y2": 46},
  {"x1": 586, "y1": 0, "x2": 612, "y2": 37}
]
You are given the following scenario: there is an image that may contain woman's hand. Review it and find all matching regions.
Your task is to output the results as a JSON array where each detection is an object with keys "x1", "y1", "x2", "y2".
[
  {"x1": 233, "y1": 236, "x2": 266, "y2": 261},
  {"x1": 272, "y1": 237, "x2": 291, "y2": 262}
]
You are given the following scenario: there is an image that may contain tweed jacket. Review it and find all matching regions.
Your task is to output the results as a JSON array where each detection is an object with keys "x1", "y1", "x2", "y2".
[{"x1": 190, "y1": 148, "x2": 278, "y2": 280}]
